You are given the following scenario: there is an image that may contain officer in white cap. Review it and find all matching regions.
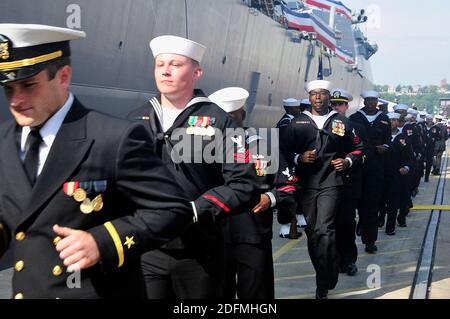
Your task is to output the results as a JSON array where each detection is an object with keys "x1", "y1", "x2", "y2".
[
  {"x1": 349, "y1": 89, "x2": 391, "y2": 254},
  {"x1": 424, "y1": 114, "x2": 440, "y2": 181},
  {"x1": 278, "y1": 79, "x2": 364, "y2": 299},
  {"x1": 432, "y1": 115, "x2": 448, "y2": 175},
  {"x1": 378, "y1": 112, "x2": 414, "y2": 232},
  {"x1": 128, "y1": 36, "x2": 259, "y2": 298},
  {"x1": 402, "y1": 108, "x2": 424, "y2": 197},
  {"x1": 330, "y1": 88, "x2": 365, "y2": 276},
  {"x1": 0, "y1": 24, "x2": 193, "y2": 299}
]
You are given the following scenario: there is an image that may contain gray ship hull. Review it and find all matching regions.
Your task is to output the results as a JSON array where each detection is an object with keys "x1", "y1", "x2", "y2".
[{"x1": 0, "y1": 0, "x2": 373, "y2": 126}]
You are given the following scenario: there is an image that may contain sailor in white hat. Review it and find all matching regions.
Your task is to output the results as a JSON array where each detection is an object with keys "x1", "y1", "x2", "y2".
[
  {"x1": 360, "y1": 90, "x2": 380, "y2": 100},
  {"x1": 299, "y1": 98, "x2": 311, "y2": 112},
  {"x1": 0, "y1": 24, "x2": 196, "y2": 299},
  {"x1": 349, "y1": 88, "x2": 391, "y2": 254},
  {"x1": 379, "y1": 111, "x2": 413, "y2": 234},
  {"x1": 279, "y1": 78, "x2": 364, "y2": 298},
  {"x1": 275, "y1": 98, "x2": 301, "y2": 131},
  {"x1": 209, "y1": 87, "x2": 249, "y2": 126},
  {"x1": 209, "y1": 86, "x2": 279, "y2": 298},
  {"x1": 129, "y1": 36, "x2": 260, "y2": 299}
]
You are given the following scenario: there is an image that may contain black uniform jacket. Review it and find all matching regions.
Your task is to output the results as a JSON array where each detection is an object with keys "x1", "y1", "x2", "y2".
[
  {"x1": 0, "y1": 99, "x2": 192, "y2": 299},
  {"x1": 279, "y1": 109, "x2": 364, "y2": 190},
  {"x1": 128, "y1": 90, "x2": 259, "y2": 252},
  {"x1": 385, "y1": 132, "x2": 414, "y2": 208},
  {"x1": 349, "y1": 109, "x2": 391, "y2": 169},
  {"x1": 402, "y1": 122, "x2": 423, "y2": 157},
  {"x1": 222, "y1": 129, "x2": 292, "y2": 243}
]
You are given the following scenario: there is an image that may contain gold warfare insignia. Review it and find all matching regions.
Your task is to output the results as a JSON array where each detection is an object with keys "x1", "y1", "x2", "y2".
[
  {"x1": 332, "y1": 120, "x2": 345, "y2": 137},
  {"x1": 0, "y1": 42, "x2": 9, "y2": 60}
]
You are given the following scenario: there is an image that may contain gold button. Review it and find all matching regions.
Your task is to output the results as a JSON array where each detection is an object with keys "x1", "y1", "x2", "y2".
[
  {"x1": 52, "y1": 265, "x2": 63, "y2": 277},
  {"x1": 14, "y1": 293, "x2": 24, "y2": 299},
  {"x1": 53, "y1": 236, "x2": 62, "y2": 246},
  {"x1": 15, "y1": 232, "x2": 26, "y2": 241},
  {"x1": 15, "y1": 261, "x2": 24, "y2": 272}
]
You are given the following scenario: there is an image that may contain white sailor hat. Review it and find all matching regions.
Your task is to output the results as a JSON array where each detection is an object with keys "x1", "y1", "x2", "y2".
[
  {"x1": 387, "y1": 112, "x2": 401, "y2": 120},
  {"x1": 407, "y1": 108, "x2": 419, "y2": 115},
  {"x1": 426, "y1": 114, "x2": 434, "y2": 120},
  {"x1": 209, "y1": 87, "x2": 249, "y2": 113},
  {"x1": 300, "y1": 98, "x2": 311, "y2": 106},
  {"x1": 393, "y1": 104, "x2": 409, "y2": 111},
  {"x1": 435, "y1": 114, "x2": 444, "y2": 120},
  {"x1": 0, "y1": 24, "x2": 85, "y2": 84},
  {"x1": 283, "y1": 98, "x2": 300, "y2": 107},
  {"x1": 150, "y1": 35, "x2": 206, "y2": 63},
  {"x1": 419, "y1": 111, "x2": 427, "y2": 116},
  {"x1": 405, "y1": 114, "x2": 413, "y2": 120},
  {"x1": 360, "y1": 90, "x2": 380, "y2": 99},
  {"x1": 305, "y1": 80, "x2": 333, "y2": 93},
  {"x1": 331, "y1": 89, "x2": 353, "y2": 103}
]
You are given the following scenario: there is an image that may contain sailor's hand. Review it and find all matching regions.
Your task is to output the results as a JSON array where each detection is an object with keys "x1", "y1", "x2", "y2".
[
  {"x1": 301, "y1": 149, "x2": 317, "y2": 163},
  {"x1": 252, "y1": 194, "x2": 271, "y2": 214},
  {"x1": 54, "y1": 225, "x2": 101, "y2": 273},
  {"x1": 331, "y1": 158, "x2": 349, "y2": 171},
  {"x1": 399, "y1": 167, "x2": 409, "y2": 175}
]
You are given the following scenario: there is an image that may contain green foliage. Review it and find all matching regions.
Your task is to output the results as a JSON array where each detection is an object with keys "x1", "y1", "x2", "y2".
[{"x1": 375, "y1": 84, "x2": 450, "y2": 114}]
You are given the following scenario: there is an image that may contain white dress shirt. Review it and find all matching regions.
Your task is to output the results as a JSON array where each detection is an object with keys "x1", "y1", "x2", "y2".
[{"x1": 20, "y1": 93, "x2": 74, "y2": 177}]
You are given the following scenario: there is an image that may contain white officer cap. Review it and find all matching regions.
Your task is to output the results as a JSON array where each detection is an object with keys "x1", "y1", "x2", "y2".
[
  {"x1": 407, "y1": 108, "x2": 419, "y2": 115},
  {"x1": 360, "y1": 90, "x2": 380, "y2": 99},
  {"x1": 387, "y1": 112, "x2": 401, "y2": 120},
  {"x1": 426, "y1": 114, "x2": 434, "y2": 120},
  {"x1": 283, "y1": 98, "x2": 300, "y2": 107},
  {"x1": 209, "y1": 87, "x2": 249, "y2": 113},
  {"x1": 393, "y1": 104, "x2": 409, "y2": 111},
  {"x1": 305, "y1": 80, "x2": 333, "y2": 93},
  {"x1": 300, "y1": 98, "x2": 311, "y2": 106},
  {"x1": 331, "y1": 88, "x2": 353, "y2": 103},
  {"x1": 0, "y1": 24, "x2": 86, "y2": 83},
  {"x1": 150, "y1": 35, "x2": 206, "y2": 63}
]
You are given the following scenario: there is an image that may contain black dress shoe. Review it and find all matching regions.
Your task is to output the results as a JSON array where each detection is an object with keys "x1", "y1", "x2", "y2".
[
  {"x1": 339, "y1": 265, "x2": 347, "y2": 274},
  {"x1": 386, "y1": 230, "x2": 396, "y2": 236},
  {"x1": 378, "y1": 218, "x2": 385, "y2": 228},
  {"x1": 346, "y1": 263, "x2": 358, "y2": 276},
  {"x1": 365, "y1": 243, "x2": 378, "y2": 254},
  {"x1": 315, "y1": 288, "x2": 328, "y2": 299},
  {"x1": 397, "y1": 218, "x2": 407, "y2": 227}
]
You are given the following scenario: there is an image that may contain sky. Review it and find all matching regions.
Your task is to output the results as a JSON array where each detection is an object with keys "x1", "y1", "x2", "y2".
[{"x1": 342, "y1": 0, "x2": 450, "y2": 86}]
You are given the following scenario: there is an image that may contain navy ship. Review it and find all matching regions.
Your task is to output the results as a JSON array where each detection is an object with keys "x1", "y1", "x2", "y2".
[{"x1": 0, "y1": 0, "x2": 377, "y2": 127}]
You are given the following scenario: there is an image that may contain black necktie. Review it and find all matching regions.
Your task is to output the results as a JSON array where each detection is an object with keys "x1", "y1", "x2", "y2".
[{"x1": 23, "y1": 129, "x2": 43, "y2": 186}]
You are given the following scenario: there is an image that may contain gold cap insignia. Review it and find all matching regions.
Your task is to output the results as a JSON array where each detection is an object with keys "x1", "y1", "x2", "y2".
[{"x1": 0, "y1": 42, "x2": 9, "y2": 60}]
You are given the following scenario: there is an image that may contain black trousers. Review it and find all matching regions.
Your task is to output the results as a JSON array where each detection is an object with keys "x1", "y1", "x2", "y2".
[
  {"x1": 425, "y1": 148, "x2": 434, "y2": 179},
  {"x1": 359, "y1": 170, "x2": 383, "y2": 245},
  {"x1": 434, "y1": 149, "x2": 444, "y2": 172},
  {"x1": 336, "y1": 186, "x2": 358, "y2": 266},
  {"x1": 141, "y1": 247, "x2": 225, "y2": 299},
  {"x1": 223, "y1": 241, "x2": 274, "y2": 299},
  {"x1": 301, "y1": 187, "x2": 342, "y2": 290}
]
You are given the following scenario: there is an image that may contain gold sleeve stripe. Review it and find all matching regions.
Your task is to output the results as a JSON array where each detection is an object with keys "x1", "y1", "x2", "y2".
[
  {"x1": 103, "y1": 222, "x2": 124, "y2": 268},
  {"x1": 0, "y1": 50, "x2": 63, "y2": 70}
]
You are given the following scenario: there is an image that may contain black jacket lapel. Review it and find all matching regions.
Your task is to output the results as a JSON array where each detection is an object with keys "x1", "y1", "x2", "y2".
[
  {"x1": 1, "y1": 122, "x2": 33, "y2": 215},
  {"x1": 20, "y1": 99, "x2": 93, "y2": 226}
]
